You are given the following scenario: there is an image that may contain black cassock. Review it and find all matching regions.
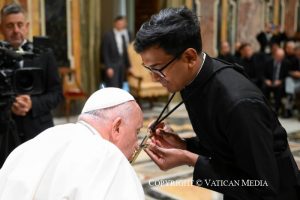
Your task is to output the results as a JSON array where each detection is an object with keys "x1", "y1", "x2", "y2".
[{"x1": 180, "y1": 55, "x2": 300, "y2": 200}]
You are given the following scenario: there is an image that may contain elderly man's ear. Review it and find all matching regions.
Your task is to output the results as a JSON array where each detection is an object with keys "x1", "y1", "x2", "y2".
[{"x1": 111, "y1": 117, "x2": 122, "y2": 142}]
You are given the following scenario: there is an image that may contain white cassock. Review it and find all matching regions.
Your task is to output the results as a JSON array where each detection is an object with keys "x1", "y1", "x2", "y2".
[{"x1": 0, "y1": 121, "x2": 144, "y2": 200}]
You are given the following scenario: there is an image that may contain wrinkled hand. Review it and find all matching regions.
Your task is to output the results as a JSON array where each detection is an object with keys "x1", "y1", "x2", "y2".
[
  {"x1": 11, "y1": 95, "x2": 32, "y2": 116},
  {"x1": 145, "y1": 143, "x2": 198, "y2": 171},
  {"x1": 149, "y1": 121, "x2": 186, "y2": 150},
  {"x1": 264, "y1": 79, "x2": 272, "y2": 87},
  {"x1": 106, "y1": 68, "x2": 114, "y2": 78},
  {"x1": 273, "y1": 80, "x2": 282, "y2": 87}
]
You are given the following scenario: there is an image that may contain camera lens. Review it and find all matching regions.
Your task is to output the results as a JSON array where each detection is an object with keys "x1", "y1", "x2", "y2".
[
  {"x1": 15, "y1": 70, "x2": 34, "y2": 92},
  {"x1": 13, "y1": 68, "x2": 44, "y2": 95},
  {"x1": 19, "y1": 72, "x2": 33, "y2": 91}
]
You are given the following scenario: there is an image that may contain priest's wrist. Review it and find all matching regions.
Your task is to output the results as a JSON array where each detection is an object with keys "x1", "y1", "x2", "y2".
[
  {"x1": 183, "y1": 150, "x2": 199, "y2": 167},
  {"x1": 179, "y1": 139, "x2": 187, "y2": 150}
]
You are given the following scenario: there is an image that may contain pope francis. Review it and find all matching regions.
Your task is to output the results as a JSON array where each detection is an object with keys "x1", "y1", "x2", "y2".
[{"x1": 0, "y1": 87, "x2": 144, "y2": 200}]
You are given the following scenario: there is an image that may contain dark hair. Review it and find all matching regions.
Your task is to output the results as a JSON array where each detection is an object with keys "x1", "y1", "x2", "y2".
[
  {"x1": 134, "y1": 7, "x2": 202, "y2": 57},
  {"x1": 239, "y1": 43, "x2": 251, "y2": 52},
  {"x1": 1, "y1": 3, "x2": 26, "y2": 20},
  {"x1": 114, "y1": 15, "x2": 126, "y2": 22}
]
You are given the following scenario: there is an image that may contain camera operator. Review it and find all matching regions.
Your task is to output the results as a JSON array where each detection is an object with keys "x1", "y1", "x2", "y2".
[{"x1": 0, "y1": 3, "x2": 62, "y2": 157}]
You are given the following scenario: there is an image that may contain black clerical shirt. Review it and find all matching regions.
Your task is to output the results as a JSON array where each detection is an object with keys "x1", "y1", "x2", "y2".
[{"x1": 181, "y1": 55, "x2": 300, "y2": 200}]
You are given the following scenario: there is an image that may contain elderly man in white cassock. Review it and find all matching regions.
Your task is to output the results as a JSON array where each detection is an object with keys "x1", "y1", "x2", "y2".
[{"x1": 0, "y1": 87, "x2": 144, "y2": 200}]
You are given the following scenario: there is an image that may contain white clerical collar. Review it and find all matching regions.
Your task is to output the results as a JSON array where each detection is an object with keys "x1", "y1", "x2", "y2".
[{"x1": 187, "y1": 52, "x2": 206, "y2": 85}]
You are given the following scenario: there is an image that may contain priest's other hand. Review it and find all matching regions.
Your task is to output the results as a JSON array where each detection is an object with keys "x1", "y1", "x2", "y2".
[
  {"x1": 149, "y1": 121, "x2": 186, "y2": 150},
  {"x1": 145, "y1": 143, "x2": 199, "y2": 170},
  {"x1": 11, "y1": 95, "x2": 32, "y2": 116}
]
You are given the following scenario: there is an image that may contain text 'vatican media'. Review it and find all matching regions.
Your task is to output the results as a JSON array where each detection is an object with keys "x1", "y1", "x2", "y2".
[{"x1": 148, "y1": 179, "x2": 268, "y2": 187}]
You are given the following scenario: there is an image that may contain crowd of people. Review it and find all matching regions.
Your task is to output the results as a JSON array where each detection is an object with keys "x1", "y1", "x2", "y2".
[{"x1": 217, "y1": 27, "x2": 300, "y2": 118}]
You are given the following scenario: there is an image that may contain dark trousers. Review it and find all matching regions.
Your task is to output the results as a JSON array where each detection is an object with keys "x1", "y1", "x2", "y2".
[{"x1": 263, "y1": 85, "x2": 284, "y2": 114}]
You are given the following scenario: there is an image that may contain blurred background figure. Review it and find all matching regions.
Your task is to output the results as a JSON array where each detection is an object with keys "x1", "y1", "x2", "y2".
[
  {"x1": 256, "y1": 22, "x2": 287, "y2": 55},
  {"x1": 263, "y1": 48, "x2": 289, "y2": 114},
  {"x1": 256, "y1": 22, "x2": 273, "y2": 54},
  {"x1": 233, "y1": 41, "x2": 242, "y2": 62},
  {"x1": 101, "y1": 16, "x2": 132, "y2": 89},
  {"x1": 239, "y1": 43, "x2": 265, "y2": 89},
  {"x1": 271, "y1": 24, "x2": 287, "y2": 47},
  {"x1": 217, "y1": 41, "x2": 235, "y2": 63},
  {"x1": 295, "y1": 45, "x2": 300, "y2": 118},
  {"x1": 284, "y1": 41, "x2": 300, "y2": 118}
]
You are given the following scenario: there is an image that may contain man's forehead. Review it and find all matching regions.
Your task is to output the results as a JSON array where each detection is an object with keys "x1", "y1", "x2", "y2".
[
  {"x1": 140, "y1": 46, "x2": 168, "y2": 61},
  {"x1": 2, "y1": 13, "x2": 26, "y2": 22}
]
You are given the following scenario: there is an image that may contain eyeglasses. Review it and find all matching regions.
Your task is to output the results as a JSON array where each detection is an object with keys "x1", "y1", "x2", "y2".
[{"x1": 142, "y1": 56, "x2": 178, "y2": 78}]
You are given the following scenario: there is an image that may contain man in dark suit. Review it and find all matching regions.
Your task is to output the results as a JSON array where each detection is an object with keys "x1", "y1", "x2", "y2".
[
  {"x1": 256, "y1": 23, "x2": 287, "y2": 54},
  {"x1": 134, "y1": 7, "x2": 300, "y2": 200},
  {"x1": 263, "y1": 48, "x2": 289, "y2": 114},
  {"x1": 101, "y1": 16, "x2": 132, "y2": 88},
  {"x1": 239, "y1": 43, "x2": 266, "y2": 89},
  {"x1": 0, "y1": 3, "x2": 62, "y2": 166},
  {"x1": 256, "y1": 22, "x2": 273, "y2": 54},
  {"x1": 283, "y1": 41, "x2": 299, "y2": 118},
  {"x1": 217, "y1": 41, "x2": 236, "y2": 64}
]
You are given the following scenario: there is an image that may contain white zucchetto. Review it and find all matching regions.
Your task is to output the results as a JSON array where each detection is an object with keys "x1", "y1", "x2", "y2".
[{"x1": 81, "y1": 87, "x2": 135, "y2": 113}]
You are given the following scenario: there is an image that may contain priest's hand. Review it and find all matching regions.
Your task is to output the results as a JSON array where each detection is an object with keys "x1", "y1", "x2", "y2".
[
  {"x1": 11, "y1": 95, "x2": 32, "y2": 116},
  {"x1": 145, "y1": 143, "x2": 199, "y2": 170},
  {"x1": 149, "y1": 121, "x2": 186, "y2": 150}
]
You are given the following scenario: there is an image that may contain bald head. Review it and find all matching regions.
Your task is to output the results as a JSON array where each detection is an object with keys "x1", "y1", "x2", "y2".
[
  {"x1": 274, "y1": 48, "x2": 285, "y2": 62},
  {"x1": 284, "y1": 41, "x2": 295, "y2": 55}
]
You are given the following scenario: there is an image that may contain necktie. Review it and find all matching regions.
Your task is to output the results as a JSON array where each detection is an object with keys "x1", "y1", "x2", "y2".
[
  {"x1": 121, "y1": 34, "x2": 127, "y2": 55},
  {"x1": 121, "y1": 34, "x2": 129, "y2": 67},
  {"x1": 273, "y1": 62, "x2": 280, "y2": 81}
]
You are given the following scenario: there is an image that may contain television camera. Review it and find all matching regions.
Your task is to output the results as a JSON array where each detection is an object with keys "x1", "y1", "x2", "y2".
[
  {"x1": 0, "y1": 41, "x2": 44, "y2": 97},
  {"x1": 0, "y1": 37, "x2": 46, "y2": 167}
]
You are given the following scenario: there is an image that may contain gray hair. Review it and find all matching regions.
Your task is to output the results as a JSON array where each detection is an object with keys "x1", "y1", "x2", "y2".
[{"x1": 1, "y1": 3, "x2": 26, "y2": 20}]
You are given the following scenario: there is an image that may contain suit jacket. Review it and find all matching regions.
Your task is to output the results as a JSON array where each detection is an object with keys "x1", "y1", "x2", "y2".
[
  {"x1": 101, "y1": 30, "x2": 132, "y2": 87},
  {"x1": 181, "y1": 55, "x2": 299, "y2": 200},
  {"x1": 217, "y1": 53, "x2": 236, "y2": 64},
  {"x1": 264, "y1": 58, "x2": 290, "y2": 81},
  {"x1": 256, "y1": 31, "x2": 269, "y2": 53},
  {"x1": 13, "y1": 42, "x2": 63, "y2": 142},
  {"x1": 101, "y1": 30, "x2": 132, "y2": 69},
  {"x1": 239, "y1": 53, "x2": 267, "y2": 89}
]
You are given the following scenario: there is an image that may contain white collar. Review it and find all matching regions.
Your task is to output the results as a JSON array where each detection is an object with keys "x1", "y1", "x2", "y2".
[
  {"x1": 187, "y1": 52, "x2": 206, "y2": 85},
  {"x1": 113, "y1": 28, "x2": 126, "y2": 35}
]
